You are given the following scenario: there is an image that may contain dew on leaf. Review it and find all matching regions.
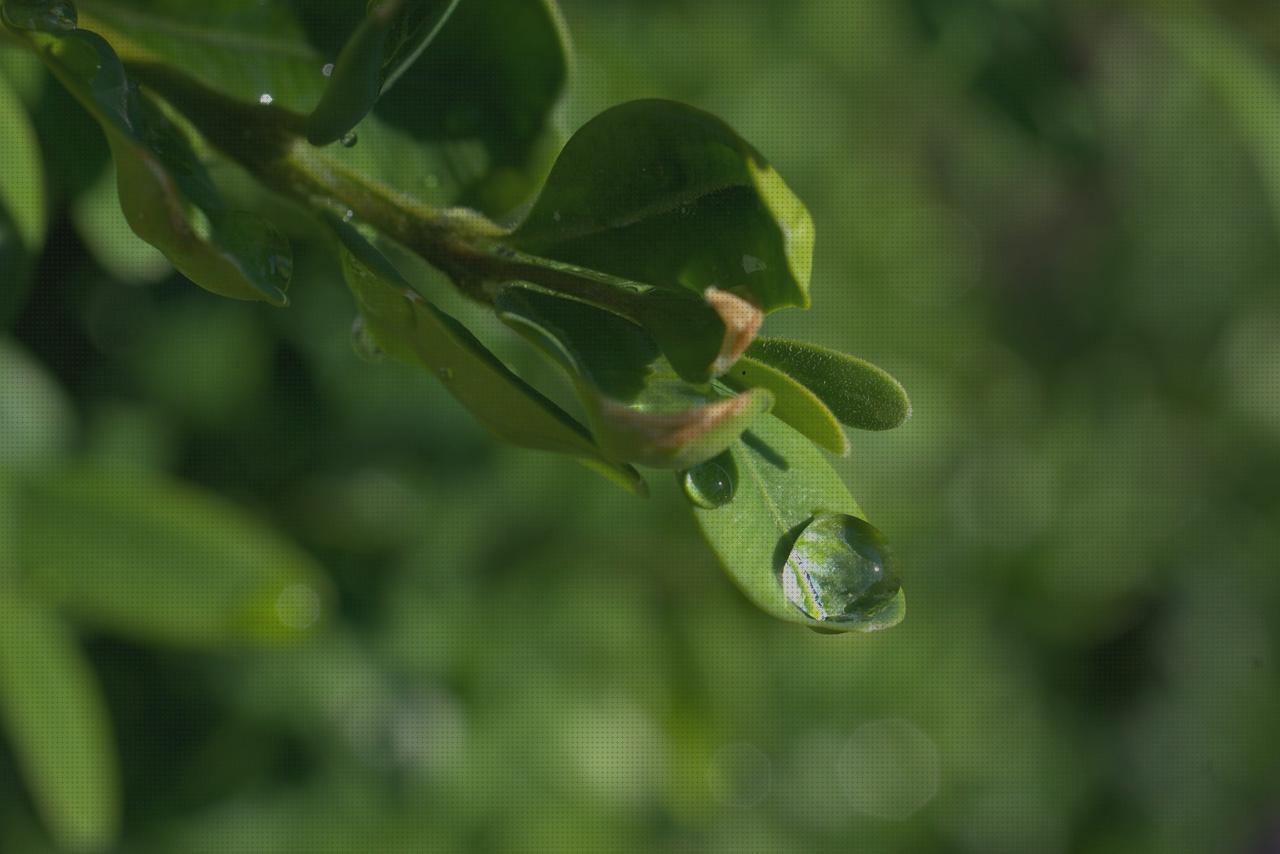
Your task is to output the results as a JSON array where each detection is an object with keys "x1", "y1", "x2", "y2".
[
  {"x1": 350, "y1": 315, "x2": 385, "y2": 364},
  {"x1": 258, "y1": 93, "x2": 273, "y2": 105},
  {"x1": 1, "y1": 0, "x2": 77, "y2": 32},
  {"x1": 781, "y1": 513, "x2": 901, "y2": 625},
  {"x1": 680, "y1": 451, "x2": 737, "y2": 509},
  {"x1": 341, "y1": 131, "x2": 358, "y2": 148}
]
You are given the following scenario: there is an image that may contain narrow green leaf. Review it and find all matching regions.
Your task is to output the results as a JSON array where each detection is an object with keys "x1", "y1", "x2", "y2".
[
  {"x1": 305, "y1": 0, "x2": 460, "y2": 145},
  {"x1": 689, "y1": 414, "x2": 905, "y2": 633},
  {"x1": 0, "y1": 583, "x2": 120, "y2": 852},
  {"x1": 723, "y1": 354, "x2": 849, "y2": 456},
  {"x1": 509, "y1": 99, "x2": 814, "y2": 313},
  {"x1": 746, "y1": 337, "x2": 911, "y2": 431},
  {"x1": 496, "y1": 284, "x2": 773, "y2": 469},
  {"x1": 7, "y1": 20, "x2": 293, "y2": 304},
  {"x1": 331, "y1": 220, "x2": 647, "y2": 494},
  {"x1": 0, "y1": 61, "x2": 44, "y2": 326},
  {"x1": 15, "y1": 467, "x2": 330, "y2": 646}
]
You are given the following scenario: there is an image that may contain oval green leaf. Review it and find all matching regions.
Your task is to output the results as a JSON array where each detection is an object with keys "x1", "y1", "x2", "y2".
[
  {"x1": 14, "y1": 467, "x2": 330, "y2": 646},
  {"x1": 0, "y1": 583, "x2": 120, "y2": 852},
  {"x1": 723, "y1": 354, "x2": 849, "y2": 456},
  {"x1": 509, "y1": 99, "x2": 814, "y2": 313},
  {"x1": 747, "y1": 337, "x2": 911, "y2": 431},
  {"x1": 689, "y1": 414, "x2": 905, "y2": 633}
]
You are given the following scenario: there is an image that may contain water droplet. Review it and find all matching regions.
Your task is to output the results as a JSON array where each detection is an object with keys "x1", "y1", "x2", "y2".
[
  {"x1": 350, "y1": 315, "x2": 385, "y2": 364},
  {"x1": 258, "y1": 92, "x2": 274, "y2": 105},
  {"x1": 680, "y1": 451, "x2": 737, "y2": 509},
  {"x1": 742, "y1": 254, "x2": 767, "y2": 274},
  {"x1": 321, "y1": 62, "x2": 335, "y2": 77},
  {"x1": 342, "y1": 208, "x2": 355, "y2": 223},
  {"x1": 781, "y1": 514, "x2": 901, "y2": 624},
  {"x1": 340, "y1": 131, "x2": 358, "y2": 148},
  {"x1": 552, "y1": 210, "x2": 562, "y2": 222},
  {"x1": 1, "y1": 0, "x2": 77, "y2": 32},
  {"x1": 436, "y1": 367, "x2": 454, "y2": 381}
]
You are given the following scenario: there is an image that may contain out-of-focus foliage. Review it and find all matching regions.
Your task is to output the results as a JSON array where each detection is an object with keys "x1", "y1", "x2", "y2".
[{"x1": 1, "y1": 1, "x2": 1279, "y2": 853}]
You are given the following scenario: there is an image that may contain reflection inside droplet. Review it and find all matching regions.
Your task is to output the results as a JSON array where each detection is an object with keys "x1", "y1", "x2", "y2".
[
  {"x1": 781, "y1": 513, "x2": 901, "y2": 625},
  {"x1": 680, "y1": 450, "x2": 737, "y2": 509},
  {"x1": 321, "y1": 62, "x2": 335, "y2": 77}
]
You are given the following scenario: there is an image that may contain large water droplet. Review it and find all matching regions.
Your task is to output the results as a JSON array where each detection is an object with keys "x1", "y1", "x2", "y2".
[
  {"x1": 680, "y1": 450, "x2": 737, "y2": 509},
  {"x1": 350, "y1": 315, "x2": 385, "y2": 364},
  {"x1": 340, "y1": 131, "x2": 358, "y2": 148},
  {"x1": 781, "y1": 514, "x2": 901, "y2": 624},
  {"x1": 1, "y1": 0, "x2": 77, "y2": 32}
]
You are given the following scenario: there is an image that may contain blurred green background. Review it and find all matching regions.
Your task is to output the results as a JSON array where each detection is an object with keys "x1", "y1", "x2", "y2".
[{"x1": 3, "y1": 0, "x2": 1280, "y2": 851}]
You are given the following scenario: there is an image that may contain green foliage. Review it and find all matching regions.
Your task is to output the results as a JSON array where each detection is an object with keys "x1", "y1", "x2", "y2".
[{"x1": 0, "y1": 0, "x2": 910, "y2": 644}]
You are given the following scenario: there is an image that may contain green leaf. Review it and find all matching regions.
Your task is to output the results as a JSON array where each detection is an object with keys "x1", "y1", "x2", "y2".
[
  {"x1": 746, "y1": 337, "x2": 911, "y2": 431},
  {"x1": 0, "y1": 60, "x2": 44, "y2": 326},
  {"x1": 722, "y1": 354, "x2": 849, "y2": 456},
  {"x1": 332, "y1": 220, "x2": 647, "y2": 495},
  {"x1": 688, "y1": 414, "x2": 905, "y2": 633},
  {"x1": 305, "y1": 0, "x2": 460, "y2": 146},
  {"x1": 14, "y1": 467, "x2": 330, "y2": 646},
  {"x1": 0, "y1": 582, "x2": 120, "y2": 852},
  {"x1": 508, "y1": 99, "x2": 814, "y2": 312},
  {"x1": 7, "y1": 20, "x2": 294, "y2": 304},
  {"x1": 77, "y1": 0, "x2": 327, "y2": 113},
  {"x1": 365, "y1": 0, "x2": 568, "y2": 214},
  {"x1": 496, "y1": 284, "x2": 773, "y2": 469}
]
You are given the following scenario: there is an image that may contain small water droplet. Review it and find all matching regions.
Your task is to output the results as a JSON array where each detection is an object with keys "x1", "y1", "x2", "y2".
[
  {"x1": 742, "y1": 254, "x2": 767, "y2": 274},
  {"x1": 342, "y1": 208, "x2": 355, "y2": 223},
  {"x1": 680, "y1": 451, "x2": 737, "y2": 509},
  {"x1": 436, "y1": 367, "x2": 454, "y2": 381},
  {"x1": 552, "y1": 210, "x2": 562, "y2": 222},
  {"x1": 322, "y1": 62, "x2": 335, "y2": 77},
  {"x1": 781, "y1": 514, "x2": 901, "y2": 625},
  {"x1": 1, "y1": 0, "x2": 77, "y2": 32},
  {"x1": 350, "y1": 315, "x2": 385, "y2": 364},
  {"x1": 258, "y1": 92, "x2": 274, "y2": 105},
  {"x1": 341, "y1": 131, "x2": 358, "y2": 148}
]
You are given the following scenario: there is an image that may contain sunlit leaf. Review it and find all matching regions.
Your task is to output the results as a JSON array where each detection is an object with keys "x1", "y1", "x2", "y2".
[
  {"x1": 5, "y1": 19, "x2": 294, "y2": 303},
  {"x1": 332, "y1": 220, "x2": 647, "y2": 495},
  {"x1": 305, "y1": 0, "x2": 460, "y2": 146},
  {"x1": 509, "y1": 99, "x2": 814, "y2": 312},
  {"x1": 0, "y1": 582, "x2": 120, "y2": 852},
  {"x1": 746, "y1": 337, "x2": 911, "y2": 431},
  {"x1": 688, "y1": 414, "x2": 904, "y2": 633},
  {"x1": 70, "y1": 163, "x2": 172, "y2": 284},
  {"x1": 496, "y1": 284, "x2": 773, "y2": 469},
  {"x1": 14, "y1": 467, "x2": 330, "y2": 646}
]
